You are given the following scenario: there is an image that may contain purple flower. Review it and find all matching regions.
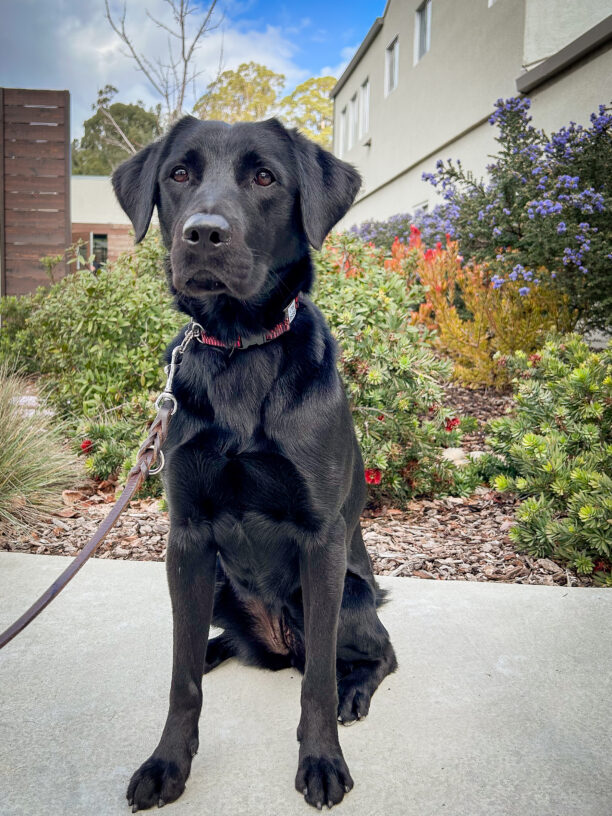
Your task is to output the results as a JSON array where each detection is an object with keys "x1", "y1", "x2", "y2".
[
  {"x1": 518, "y1": 287, "x2": 530, "y2": 296},
  {"x1": 557, "y1": 222, "x2": 566, "y2": 234}
]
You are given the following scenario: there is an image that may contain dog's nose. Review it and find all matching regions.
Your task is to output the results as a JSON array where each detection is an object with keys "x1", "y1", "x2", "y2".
[{"x1": 182, "y1": 213, "x2": 231, "y2": 246}]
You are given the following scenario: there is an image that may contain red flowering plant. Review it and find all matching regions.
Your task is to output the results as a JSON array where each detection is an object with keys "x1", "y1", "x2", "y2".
[{"x1": 315, "y1": 232, "x2": 474, "y2": 505}]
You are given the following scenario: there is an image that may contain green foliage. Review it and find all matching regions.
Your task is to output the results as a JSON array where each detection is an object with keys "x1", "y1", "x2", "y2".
[
  {"x1": 315, "y1": 233, "x2": 470, "y2": 504},
  {"x1": 488, "y1": 335, "x2": 612, "y2": 582},
  {"x1": 0, "y1": 366, "x2": 80, "y2": 528},
  {"x1": 20, "y1": 232, "x2": 182, "y2": 417},
  {"x1": 6, "y1": 229, "x2": 483, "y2": 505},
  {"x1": 194, "y1": 62, "x2": 286, "y2": 123},
  {"x1": 194, "y1": 64, "x2": 335, "y2": 147},
  {"x1": 1, "y1": 232, "x2": 181, "y2": 492},
  {"x1": 72, "y1": 86, "x2": 161, "y2": 175},
  {"x1": 278, "y1": 76, "x2": 335, "y2": 148},
  {"x1": 0, "y1": 293, "x2": 38, "y2": 368}
]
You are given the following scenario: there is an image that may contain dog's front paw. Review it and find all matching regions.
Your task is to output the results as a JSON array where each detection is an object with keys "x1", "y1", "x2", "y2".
[
  {"x1": 295, "y1": 753, "x2": 354, "y2": 809},
  {"x1": 126, "y1": 756, "x2": 190, "y2": 812}
]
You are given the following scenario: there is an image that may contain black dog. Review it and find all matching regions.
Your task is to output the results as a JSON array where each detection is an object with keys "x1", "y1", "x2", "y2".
[{"x1": 112, "y1": 116, "x2": 397, "y2": 812}]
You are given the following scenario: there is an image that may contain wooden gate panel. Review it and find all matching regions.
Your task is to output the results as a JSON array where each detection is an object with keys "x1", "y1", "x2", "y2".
[{"x1": 1, "y1": 88, "x2": 71, "y2": 296}]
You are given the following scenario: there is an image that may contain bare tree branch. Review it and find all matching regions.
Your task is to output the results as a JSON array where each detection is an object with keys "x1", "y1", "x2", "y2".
[
  {"x1": 105, "y1": 0, "x2": 220, "y2": 123},
  {"x1": 99, "y1": 106, "x2": 138, "y2": 155}
]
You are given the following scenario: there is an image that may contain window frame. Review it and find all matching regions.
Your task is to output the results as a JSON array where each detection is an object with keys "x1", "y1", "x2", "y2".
[
  {"x1": 414, "y1": 0, "x2": 432, "y2": 65},
  {"x1": 359, "y1": 78, "x2": 370, "y2": 139},
  {"x1": 338, "y1": 106, "x2": 347, "y2": 157},
  {"x1": 385, "y1": 36, "x2": 399, "y2": 96}
]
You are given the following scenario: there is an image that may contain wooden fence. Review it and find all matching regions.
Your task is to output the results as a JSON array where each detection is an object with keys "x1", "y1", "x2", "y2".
[{"x1": 0, "y1": 88, "x2": 71, "y2": 296}]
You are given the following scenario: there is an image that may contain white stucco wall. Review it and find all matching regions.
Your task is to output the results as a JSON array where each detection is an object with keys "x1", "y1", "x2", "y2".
[
  {"x1": 334, "y1": 0, "x2": 612, "y2": 230},
  {"x1": 71, "y1": 176, "x2": 131, "y2": 225},
  {"x1": 523, "y1": 0, "x2": 611, "y2": 65}
]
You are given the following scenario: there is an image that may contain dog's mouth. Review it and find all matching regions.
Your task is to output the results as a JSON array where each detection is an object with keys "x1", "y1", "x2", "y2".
[{"x1": 183, "y1": 277, "x2": 228, "y2": 296}]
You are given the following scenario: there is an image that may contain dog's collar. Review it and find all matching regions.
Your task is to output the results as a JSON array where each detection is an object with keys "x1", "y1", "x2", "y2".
[{"x1": 191, "y1": 296, "x2": 299, "y2": 350}]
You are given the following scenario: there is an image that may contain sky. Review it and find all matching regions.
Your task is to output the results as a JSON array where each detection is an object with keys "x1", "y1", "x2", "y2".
[{"x1": 0, "y1": 0, "x2": 384, "y2": 139}]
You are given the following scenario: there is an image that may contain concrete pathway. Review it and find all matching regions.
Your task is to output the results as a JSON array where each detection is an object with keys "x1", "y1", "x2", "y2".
[{"x1": 0, "y1": 552, "x2": 610, "y2": 816}]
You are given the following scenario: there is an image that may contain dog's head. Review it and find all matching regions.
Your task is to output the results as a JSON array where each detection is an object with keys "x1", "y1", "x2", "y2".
[{"x1": 112, "y1": 116, "x2": 360, "y2": 306}]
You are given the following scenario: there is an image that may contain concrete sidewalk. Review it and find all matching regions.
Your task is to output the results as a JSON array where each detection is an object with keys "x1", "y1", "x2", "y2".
[{"x1": 0, "y1": 553, "x2": 610, "y2": 816}]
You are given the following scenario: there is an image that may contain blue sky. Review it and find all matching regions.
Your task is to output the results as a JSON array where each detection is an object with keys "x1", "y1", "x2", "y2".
[
  {"x1": 223, "y1": 0, "x2": 383, "y2": 77},
  {"x1": 0, "y1": 0, "x2": 385, "y2": 139}
]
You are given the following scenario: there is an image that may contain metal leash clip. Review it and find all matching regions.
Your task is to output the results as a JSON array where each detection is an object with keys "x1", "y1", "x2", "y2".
[{"x1": 154, "y1": 321, "x2": 203, "y2": 415}]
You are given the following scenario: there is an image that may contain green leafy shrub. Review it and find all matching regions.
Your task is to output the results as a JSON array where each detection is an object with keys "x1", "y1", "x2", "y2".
[
  {"x1": 488, "y1": 335, "x2": 612, "y2": 585},
  {"x1": 316, "y1": 233, "x2": 471, "y2": 504},
  {"x1": 0, "y1": 232, "x2": 181, "y2": 491},
  {"x1": 0, "y1": 293, "x2": 39, "y2": 368},
  {"x1": 0, "y1": 366, "x2": 80, "y2": 528},
  {"x1": 5, "y1": 229, "x2": 484, "y2": 505},
  {"x1": 22, "y1": 232, "x2": 182, "y2": 417}
]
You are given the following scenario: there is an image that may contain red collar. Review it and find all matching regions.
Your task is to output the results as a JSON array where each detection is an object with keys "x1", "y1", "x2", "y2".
[{"x1": 192, "y1": 296, "x2": 299, "y2": 350}]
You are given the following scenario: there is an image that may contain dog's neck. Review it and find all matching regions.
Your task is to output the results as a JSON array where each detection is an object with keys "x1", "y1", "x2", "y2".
[{"x1": 166, "y1": 254, "x2": 314, "y2": 347}]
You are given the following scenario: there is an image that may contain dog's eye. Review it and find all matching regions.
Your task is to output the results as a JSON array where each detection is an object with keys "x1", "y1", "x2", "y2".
[
  {"x1": 254, "y1": 169, "x2": 275, "y2": 187},
  {"x1": 171, "y1": 166, "x2": 189, "y2": 183}
]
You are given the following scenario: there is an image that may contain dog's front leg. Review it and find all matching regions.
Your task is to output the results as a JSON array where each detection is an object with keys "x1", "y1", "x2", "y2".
[
  {"x1": 127, "y1": 523, "x2": 216, "y2": 812},
  {"x1": 296, "y1": 518, "x2": 354, "y2": 809}
]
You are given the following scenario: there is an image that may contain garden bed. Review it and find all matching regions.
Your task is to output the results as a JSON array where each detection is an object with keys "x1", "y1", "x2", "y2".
[{"x1": 0, "y1": 484, "x2": 591, "y2": 586}]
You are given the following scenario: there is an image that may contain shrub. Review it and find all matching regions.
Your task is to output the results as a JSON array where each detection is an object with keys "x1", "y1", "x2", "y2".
[
  {"x1": 316, "y1": 233, "x2": 471, "y2": 504},
  {"x1": 409, "y1": 230, "x2": 575, "y2": 386},
  {"x1": 0, "y1": 293, "x2": 39, "y2": 368},
  {"x1": 488, "y1": 335, "x2": 612, "y2": 585},
  {"x1": 422, "y1": 97, "x2": 612, "y2": 330},
  {"x1": 0, "y1": 232, "x2": 182, "y2": 491},
  {"x1": 0, "y1": 366, "x2": 80, "y2": 528}
]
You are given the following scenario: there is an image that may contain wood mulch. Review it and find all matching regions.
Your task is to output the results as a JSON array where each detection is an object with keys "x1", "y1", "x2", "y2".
[{"x1": 0, "y1": 383, "x2": 593, "y2": 586}]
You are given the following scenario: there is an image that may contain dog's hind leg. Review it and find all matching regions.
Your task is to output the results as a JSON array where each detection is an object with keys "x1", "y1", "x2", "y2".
[
  {"x1": 206, "y1": 565, "x2": 293, "y2": 673},
  {"x1": 335, "y1": 570, "x2": 397, "y2": 725},
  {"x1": 204, "y1": 633, "x2": 235, "y2": 673}
]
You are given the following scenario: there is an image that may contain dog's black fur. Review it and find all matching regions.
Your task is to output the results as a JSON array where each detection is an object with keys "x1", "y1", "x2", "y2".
[{"x1": 112, "y1": 116, "x2": 397, "y2": 812}]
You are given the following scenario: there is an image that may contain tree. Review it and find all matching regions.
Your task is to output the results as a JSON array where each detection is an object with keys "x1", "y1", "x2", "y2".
[
  {"x1": 72, "y1": 86, "x2": 161, "y2": 174},
  {"x1": 105, "y1": 0, "x2": 221, "y2": 124},
  {"x1": 194, "y1": 62, "x2": 285, "y2": 123},
  {"x1": 278, "y1": 76, "x2": 335, "y2": 149}
]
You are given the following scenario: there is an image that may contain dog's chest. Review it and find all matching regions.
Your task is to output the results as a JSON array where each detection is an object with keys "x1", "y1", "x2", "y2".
[{"x1": 171, "y1": 350, "x2": 313, "y2": 521}]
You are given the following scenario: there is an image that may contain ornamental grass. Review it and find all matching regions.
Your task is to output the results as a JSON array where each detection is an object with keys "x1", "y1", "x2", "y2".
[{"x1": 0, "y1": 366, "x2": 80, "y2": 529}]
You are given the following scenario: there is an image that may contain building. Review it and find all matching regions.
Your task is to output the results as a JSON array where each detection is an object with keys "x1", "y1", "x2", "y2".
[
  {"x1": 331, "y1": 0, "x2": 612, "y2": 227},
  {"x1": 71, "y1": 176, "x2": 134, "y2": 270}
]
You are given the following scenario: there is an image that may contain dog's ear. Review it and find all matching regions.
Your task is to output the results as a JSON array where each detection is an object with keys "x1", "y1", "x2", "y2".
[
  {"x1": 112, "y1": 140, "x2": 162, "y2": 244},
  {"x1": 289, "y1": 128, "x2": 361, "y2": 250}
]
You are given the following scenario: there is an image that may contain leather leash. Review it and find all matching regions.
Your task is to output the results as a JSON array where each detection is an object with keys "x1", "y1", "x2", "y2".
[{"x1": 0, "y1": 319, "x2": 204, "y2": 651}]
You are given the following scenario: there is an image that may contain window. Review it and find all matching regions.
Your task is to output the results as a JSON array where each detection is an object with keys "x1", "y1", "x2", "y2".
[
  {"x1": 385, "y1": 37, "x2": 399, "y2": 95},
  {"x1": 338, "y1": 107, "x2": 347, "y2": 157},
  {"x1": 359, "y1": 79, "x2": 370, "y2": 139},
  {"x1": 92, "y1": 234, "x2": 108, "y2": 271},
  {"x1": 415, "y1": 0, "x2": 432, "y2": 64},
  {"x1": 348, "y1": 93, "x2": 358, "y2": 150}
]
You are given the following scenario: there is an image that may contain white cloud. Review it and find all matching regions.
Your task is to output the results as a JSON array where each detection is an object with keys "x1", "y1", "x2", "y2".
[
  {"x1": 0, "y1": 0, "x2": 311, "y2": 139},
  {"x1": 321, "y1": 44, "x2": 359, "y2": 80}
]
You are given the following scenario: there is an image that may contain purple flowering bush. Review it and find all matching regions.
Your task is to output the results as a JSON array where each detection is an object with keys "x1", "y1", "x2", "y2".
[{"x1": 422, "y1": 97, "x2": 612, "y2": 329}]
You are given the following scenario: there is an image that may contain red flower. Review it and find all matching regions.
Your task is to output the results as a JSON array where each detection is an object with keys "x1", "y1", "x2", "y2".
[
  {"x1": 435, "y1": 241, "x2": 442, "y2": 252},
  {"x1": 377, "y1": 413, "x2": 385, "y2": 421},
  {"x1": 424, "y1": 248, "x2": 435, "y2": 261},
  {"x1": 364, "y1": 468, "x2": 382, "y2": 485},
  {"x1": 444, "y1": 417, "x2": 460, "y2": 432},
  {"x1": 80, "y1": 439, "x2": 93, "y2": 453}
]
